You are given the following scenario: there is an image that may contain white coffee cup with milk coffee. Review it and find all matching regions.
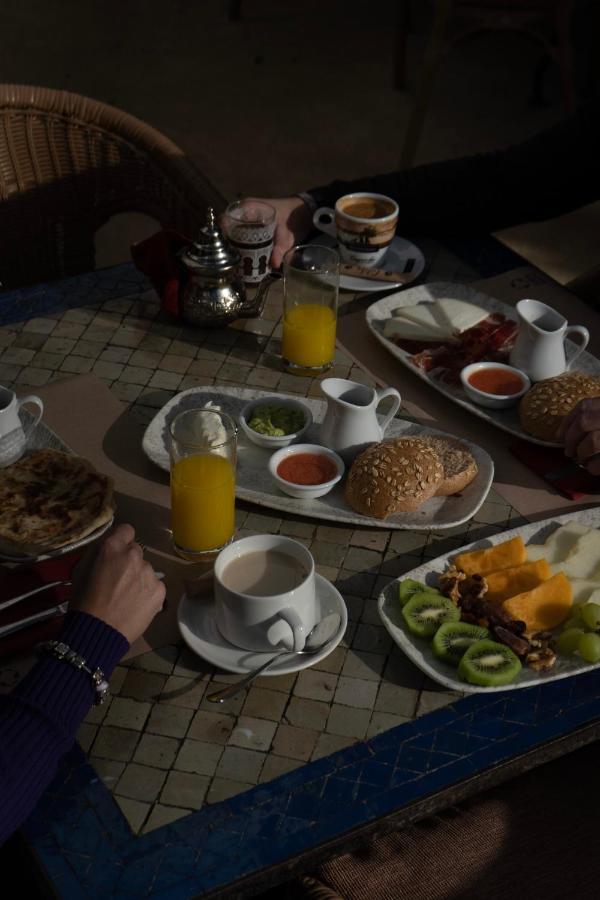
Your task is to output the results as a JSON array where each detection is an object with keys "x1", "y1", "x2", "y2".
[
  {"x1": 0, "y1": 386, "x2": 44, "y2": 467},
  {"x1": 214, "y1": 534, "x2": 318, "y2": 652}
]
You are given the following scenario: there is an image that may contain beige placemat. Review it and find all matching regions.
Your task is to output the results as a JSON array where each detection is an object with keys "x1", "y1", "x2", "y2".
[
  {"x1": 336, "y1": 266, "x2": 600, "y2": 520},
  {"x1": 35, "y1": 374, "x2": 212, "y2": 659}
]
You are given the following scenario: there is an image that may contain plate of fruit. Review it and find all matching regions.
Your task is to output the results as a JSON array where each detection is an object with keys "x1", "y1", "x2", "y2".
[{"x1": 378, "y1": 507, "x2": 600, "y2": 692}]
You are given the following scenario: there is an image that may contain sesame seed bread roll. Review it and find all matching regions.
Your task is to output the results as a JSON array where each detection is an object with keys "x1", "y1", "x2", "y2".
[
  {"x1": 344, "y1": 437, "x2": 444, "y2": 519},
  {"x1": 519, "y1": 372, "x2": 600, "y2": 443},
  {"x1": 419, "y1": 435, "x2": 478, "y2": 496}
]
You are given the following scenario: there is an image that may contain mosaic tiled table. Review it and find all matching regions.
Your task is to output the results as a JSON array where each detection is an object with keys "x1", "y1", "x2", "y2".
[{"x1": 2, "y1": 239, "x2": 600, "y2": 899}]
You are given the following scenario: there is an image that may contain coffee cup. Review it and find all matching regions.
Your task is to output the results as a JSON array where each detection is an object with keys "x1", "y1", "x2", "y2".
[
  {"x1": 214, "y1": 534, "x2": 317, "y2": 652},
  {"x1": 0, "y1": 386, "x2": 43, "y2": 467},
  {"x1": 313, "y1": 192, "x2": 399, "y2": 267}
]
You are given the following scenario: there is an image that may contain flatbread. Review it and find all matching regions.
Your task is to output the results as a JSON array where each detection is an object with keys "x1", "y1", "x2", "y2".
[{"x1": 0, "y1": 448, "x2": 114, "y2": 556}]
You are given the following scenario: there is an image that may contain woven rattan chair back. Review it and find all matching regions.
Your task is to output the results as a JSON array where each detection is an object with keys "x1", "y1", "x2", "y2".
[{"x1": 0, "y1": 84, "x2": 225, "y2": 288}]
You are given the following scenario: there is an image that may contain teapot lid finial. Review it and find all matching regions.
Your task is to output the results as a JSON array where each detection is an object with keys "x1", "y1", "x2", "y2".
[{"x1": 179, "y1": 206, "x2": 240, "y2": 273}]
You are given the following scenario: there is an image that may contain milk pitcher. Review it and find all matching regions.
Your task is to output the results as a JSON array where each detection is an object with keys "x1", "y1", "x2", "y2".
[
  {"x1": 509, "y1": 298, "x2": 589, "y2": 382},
  {"x1": 0, "y1": 386, "x2": 44, "y2": 467},
  {"x1": 319, "y1": 377, "x2": 401, "y2": 462}
]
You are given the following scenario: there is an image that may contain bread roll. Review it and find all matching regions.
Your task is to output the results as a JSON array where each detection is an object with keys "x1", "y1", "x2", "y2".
[
  {"x1": 344, "y1": 437, "x2": 444, "y2": 518},
  {"x1": 519, "y1": 372, "x2": 600, "y2": 442},
  {"x1": 419, "y1": 435, "x2": 478, "y2": 495}
]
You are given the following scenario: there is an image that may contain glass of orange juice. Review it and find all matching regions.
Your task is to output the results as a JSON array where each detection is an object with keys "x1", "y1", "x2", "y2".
[
  {"x1": 170, "y1": 408, "x2": 237, "y2": 560},
  {"x1": 281, "y1": 244, "x2": 340, "y2": 376}
]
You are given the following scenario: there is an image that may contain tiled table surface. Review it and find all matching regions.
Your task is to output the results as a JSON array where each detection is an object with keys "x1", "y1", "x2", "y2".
[{"x1": 0, "y1": 242, "x2": 526, "y2": 843}]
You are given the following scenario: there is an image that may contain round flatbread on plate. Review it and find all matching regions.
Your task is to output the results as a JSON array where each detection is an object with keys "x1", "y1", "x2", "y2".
[{"x1": 0, "y1": 448, "x2": 115, "y2": 557}]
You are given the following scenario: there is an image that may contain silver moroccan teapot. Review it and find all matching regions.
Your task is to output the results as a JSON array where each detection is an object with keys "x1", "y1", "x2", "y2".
[{"x1": 179, "y1": 208, "x2": 271, "y2": 327}]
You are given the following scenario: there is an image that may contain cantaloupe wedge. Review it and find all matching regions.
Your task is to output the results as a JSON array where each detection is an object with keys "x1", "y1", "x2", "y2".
[
  {"x1": 502, "y1": 572, "x2": 573, "y2": 633},
  {"x1": 485, "y1": 559, "x2": 551, "y2": 604},
  {"x1": 454, "y1": 536, "x2": 526, "y2": 576}
]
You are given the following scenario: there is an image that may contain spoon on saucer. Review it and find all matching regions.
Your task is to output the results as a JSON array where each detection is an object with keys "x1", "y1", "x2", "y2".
[{"x1": 206, "y1": 613, "x2": 342, "y2": 703}]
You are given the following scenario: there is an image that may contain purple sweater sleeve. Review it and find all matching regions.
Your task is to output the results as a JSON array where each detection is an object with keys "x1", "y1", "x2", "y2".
[{"x1": 0, "y1": 611, "x2": 128, "y2": 845}]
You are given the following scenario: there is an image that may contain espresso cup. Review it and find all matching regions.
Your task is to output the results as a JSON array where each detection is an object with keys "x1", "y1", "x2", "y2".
[
  {"x1": 214, "y1": 534, "x2": 318, "y2": 652},
  {"x1": 0, "y1": 386, "x2": 44, "y2": 467},
  {"x1": 313, "y1": 192, "x2": 399, "y2": 267}
]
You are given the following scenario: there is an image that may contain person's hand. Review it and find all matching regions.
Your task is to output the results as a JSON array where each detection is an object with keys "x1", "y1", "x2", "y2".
[
  {"x1": 75, "y1": 524, "x2": 166, "y2": 644},
  {"x1": 261, "y1": 197, "x2": 313, "y2": 269},
  {"x1": 557, "y1": 398, "x2": 600, "y2": 475}
]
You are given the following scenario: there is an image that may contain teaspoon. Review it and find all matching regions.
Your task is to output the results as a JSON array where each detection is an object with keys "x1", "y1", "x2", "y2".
[{"x1": 206, "y1": 613, "x2": 342, "y2": 703}]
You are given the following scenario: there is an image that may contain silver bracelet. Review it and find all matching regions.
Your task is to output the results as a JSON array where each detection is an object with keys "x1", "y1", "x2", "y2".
[{"x1": 36, "y1": 640, "x2": 110, "y2": 705}]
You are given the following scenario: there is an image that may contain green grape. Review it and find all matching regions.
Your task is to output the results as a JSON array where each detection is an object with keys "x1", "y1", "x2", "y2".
[
  {"x1": 577, "y1": 632, "x2": 600, "y2": 663},
  {"x1": 561, "y1": 617, "x2": 582, "y2": 632},
  {"x1": 556, "y1": 628, "x2": 585, "y2": 655},
  {"x1": 581, "y1": 603, "x2": 600, "y2": 631}
]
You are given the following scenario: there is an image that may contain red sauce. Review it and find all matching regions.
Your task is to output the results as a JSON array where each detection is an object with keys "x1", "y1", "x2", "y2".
[
  {"x1": 277, "y1": 453, "x2": 337, "y2": 485},
  {"x1": 468, "y1": 367, "x2": 524, "y2": 396}
]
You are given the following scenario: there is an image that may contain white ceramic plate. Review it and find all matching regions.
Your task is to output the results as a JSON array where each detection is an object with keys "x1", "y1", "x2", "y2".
[
  {"x1": 311, "y1": 234, "x2": 425, "y2": 292},
  {"x1": 378, "y1": 506, "x2": 600, "y2": 693},
  {"x1": 142, "y1": 386, "x2": 494, "y2": 531},
  {"x1": 0, "y1": 414, "x2": 114, "y2": 563},
  {"x1": 365, "y1": 281, "x2": 600, "y2": 447},
  {"x1": 178, "y1": 573, "x2": 347, "y2": 674}
]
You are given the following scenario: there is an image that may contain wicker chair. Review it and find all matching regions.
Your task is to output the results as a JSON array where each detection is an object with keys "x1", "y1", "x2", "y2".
[{"x1": 0, "y1": 84, "x2": 226, "y2": 289}]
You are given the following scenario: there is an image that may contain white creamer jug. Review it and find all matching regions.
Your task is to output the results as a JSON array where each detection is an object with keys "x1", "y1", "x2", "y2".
[
  {"x1": 509, "y1": 298, "x2": 589, "y2": 382},
  {"x1": 319, "y1": 377, "x2": 401, "y2": 462}
]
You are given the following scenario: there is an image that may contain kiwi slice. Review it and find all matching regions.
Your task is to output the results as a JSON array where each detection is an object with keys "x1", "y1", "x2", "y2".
[
  {"x1": 458, "y1": 639, "x2": 521, "y2": 687},
  {"x1": 432, "y1": 622, "x2": 490, "y2": 667},
  {"x1": 398, "y1": 578, "x2": 440, "y2": 607},
  {"x1": 402, "y1": 594, "x2": 460, "y2": 639}
]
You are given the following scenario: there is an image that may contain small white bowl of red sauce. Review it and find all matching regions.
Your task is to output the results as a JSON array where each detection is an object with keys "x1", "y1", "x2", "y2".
[
  {"x1": 460, "y1": 361, "x2": 531, "y2": 409},
  {"x1": 268, "y1": 443, "x2": 345, "y2": 500}
]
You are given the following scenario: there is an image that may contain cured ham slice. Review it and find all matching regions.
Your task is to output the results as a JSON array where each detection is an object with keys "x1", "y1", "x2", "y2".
[{"x1": 387, "y1": 313, "x2": 518, "y2": 385}]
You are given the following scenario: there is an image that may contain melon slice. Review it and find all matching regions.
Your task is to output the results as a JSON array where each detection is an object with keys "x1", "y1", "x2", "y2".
[
  {"x1": 502, "y1": 572, "x2": 573, "y2": 633},
  {"x1": 525, "y1": 523, "x2": 591, "y2": 565},
  {"x1": 454, "y1": 536, "x2": 526, "y2": 576},
  {"x1": 558, "y1": 530, "x2": 600, "y2": 580},
  {"x1": 565, "y1": 578, "x2": 600, "y2": 604},
  {"x1": 485, "y1": 559, "x2": 551, "y2": 604},
  {"x1": 526, "y1": 544, "x2": 549, "y2": 563}
]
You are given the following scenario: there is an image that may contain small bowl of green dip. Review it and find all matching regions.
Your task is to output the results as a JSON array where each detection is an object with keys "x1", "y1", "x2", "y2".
[{"x1": 239, "y1": 396, "x2": 313, "y2": 449}]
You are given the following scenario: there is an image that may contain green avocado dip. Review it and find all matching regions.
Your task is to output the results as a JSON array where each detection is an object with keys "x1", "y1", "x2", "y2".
[{"x1": 248, "y1": 404, "x2": 305, "y2": 437}]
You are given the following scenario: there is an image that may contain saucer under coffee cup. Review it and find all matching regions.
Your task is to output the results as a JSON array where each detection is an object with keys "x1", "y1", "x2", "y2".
[
  {"x1": 313, "y1": 192, "x2": 399, "y2": 268},
  {"x1": 213, "y1": 534, "x2": 318, "y2": 652}
]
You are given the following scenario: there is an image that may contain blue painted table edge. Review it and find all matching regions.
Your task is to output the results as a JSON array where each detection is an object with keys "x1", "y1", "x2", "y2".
[
  {"x1": 0, "y1": 263, "x2": 150, "y2": 327},
  {"x1": 23, "y1": 667, "x2": 600, "y2": 899}
]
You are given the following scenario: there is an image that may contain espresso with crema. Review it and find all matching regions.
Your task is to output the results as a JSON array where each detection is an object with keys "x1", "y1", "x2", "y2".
[
  {"x1": 222, "y1": 550, "x2": 308, "y2": 597},
  {"x1": 338, "y1": 197, "x2": 396, "y2": 220}
]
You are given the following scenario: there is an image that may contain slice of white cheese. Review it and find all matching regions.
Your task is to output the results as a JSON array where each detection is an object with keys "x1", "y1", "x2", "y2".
[
  {"x1": 382, "y1": 316, "x2": 447, "y2": 342},
  {"x1": 433, "y1": 298, "x2": 490, "y2": 335},
  {"x1": 389, "y1": 303, "x2": 452, "y2": 338}
]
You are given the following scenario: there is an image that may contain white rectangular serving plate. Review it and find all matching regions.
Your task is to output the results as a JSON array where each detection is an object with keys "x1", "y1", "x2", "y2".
[
  {"x1": 378, "y1": 506, "x2": 600, "y2": 693},
  {"x1": 365, "y1": 281, "x2": 600, "y2": 447},
  {"x1": 141, "y1": 386, "x2": 494, "y2": 531}
]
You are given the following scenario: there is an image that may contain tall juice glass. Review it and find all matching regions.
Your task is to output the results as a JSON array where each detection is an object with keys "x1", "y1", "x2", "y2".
[
  {"x1": 170, "y1": 408, "x2": 237, "y2": 560},
  {"x1": 281, "y1": 244, "x2": 340, "y2": 376}
]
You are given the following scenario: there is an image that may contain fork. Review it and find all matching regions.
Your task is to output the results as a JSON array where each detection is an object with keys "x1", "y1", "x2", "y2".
[{"x1": 0, "y1": 580, "x2": 72, "y2": 614}]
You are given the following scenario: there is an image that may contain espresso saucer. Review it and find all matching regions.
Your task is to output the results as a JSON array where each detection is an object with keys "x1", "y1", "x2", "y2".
[
  {"x1": 177, "y1": 574, "x2": 347, "y2": 675},
  {"x1": 310, "y1": 234, "x2": 425, "y2": 292}
]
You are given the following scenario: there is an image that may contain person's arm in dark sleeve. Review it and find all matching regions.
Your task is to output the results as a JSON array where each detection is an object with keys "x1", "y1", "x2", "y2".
[
  {"x1": 0, "y1": 611, "x2": 128, "y2": 845},
  {"x1": 307, "y1": 99, "x2": 600, "y2": 234}
]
